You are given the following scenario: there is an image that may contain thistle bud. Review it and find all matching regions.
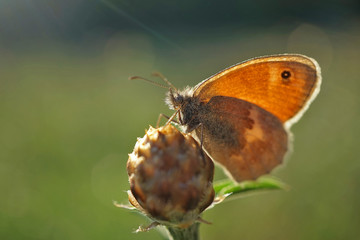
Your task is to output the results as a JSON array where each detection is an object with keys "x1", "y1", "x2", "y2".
[{"x1": 127, "y1": 124, "x2": 214, "y2": 228}]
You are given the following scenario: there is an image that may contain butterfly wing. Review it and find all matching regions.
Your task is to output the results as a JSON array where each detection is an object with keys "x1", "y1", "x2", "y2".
[
  {"x1": 195, "y1": 96, "x2": 288, "y2": 182},
  {"x1": 193, "y1": 54, "x2": 321, "y2": 127}
]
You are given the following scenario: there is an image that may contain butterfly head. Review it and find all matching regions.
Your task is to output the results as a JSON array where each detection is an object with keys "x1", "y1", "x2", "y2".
[
  {"x1": 165, "y1": 86, "x2": 194, "y2": 111},
  {"x1": 165, "y1": 86, "x2": 202, "y2": 132}
]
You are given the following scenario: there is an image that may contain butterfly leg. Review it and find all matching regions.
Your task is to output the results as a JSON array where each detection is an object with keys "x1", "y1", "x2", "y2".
[
  {"x1": 198, "y1": 123, "x2": 208, "y2": 163},
  {"x1": 156, "y1": 112, "x2": 180, "y2": 128},
  {"x1": 199, "y1": 123, "x2": 204, "y2": 149}
]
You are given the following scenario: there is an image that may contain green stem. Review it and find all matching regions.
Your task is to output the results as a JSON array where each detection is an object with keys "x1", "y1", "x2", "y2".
[{"x1": 165, "y1": 222, "x2": 200, "y2": 240}]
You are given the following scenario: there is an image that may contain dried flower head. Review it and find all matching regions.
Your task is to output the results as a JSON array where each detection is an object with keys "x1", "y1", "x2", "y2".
[{"x1": 127, "y1": 124, "x2": 215, "y2": 228}]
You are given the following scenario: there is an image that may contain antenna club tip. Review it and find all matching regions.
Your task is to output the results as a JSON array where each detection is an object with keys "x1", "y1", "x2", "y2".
[
  {"x1": 129, "y1": 76, "x2": 140, "y2": 80},
  {"x1": 151, "y1": 72, "x2": 161, "y2": 77}
]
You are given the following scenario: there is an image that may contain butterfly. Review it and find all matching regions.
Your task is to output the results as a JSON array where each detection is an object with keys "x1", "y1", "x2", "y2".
[{"x1": 160, "y1": 54, "x2": 321, "y2": 182}]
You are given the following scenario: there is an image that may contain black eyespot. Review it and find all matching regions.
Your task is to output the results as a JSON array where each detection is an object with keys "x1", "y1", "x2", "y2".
[{"x1": 281, "y1": 70, "x2": 291, "y2": 79}]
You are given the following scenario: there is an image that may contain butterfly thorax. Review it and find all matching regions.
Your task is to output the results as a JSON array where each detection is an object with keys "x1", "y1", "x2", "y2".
[{"x1": 165, "y1": 87, "x2": 201, "y2": 133}]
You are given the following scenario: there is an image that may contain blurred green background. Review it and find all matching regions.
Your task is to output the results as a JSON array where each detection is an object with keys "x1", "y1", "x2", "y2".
[{"x1": 1, "y1": 0, "x2": 359, "y2": 239}]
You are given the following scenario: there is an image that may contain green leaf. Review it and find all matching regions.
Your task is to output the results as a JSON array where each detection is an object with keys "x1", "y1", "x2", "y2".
[{"x1": 214, "y1": 176, "x2": 289, "y2": 198}]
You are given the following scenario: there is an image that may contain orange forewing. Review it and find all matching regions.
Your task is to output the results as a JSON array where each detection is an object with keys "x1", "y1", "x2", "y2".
[{"x1": 194, "y1": 54, "x2": 321, "y2": 125}]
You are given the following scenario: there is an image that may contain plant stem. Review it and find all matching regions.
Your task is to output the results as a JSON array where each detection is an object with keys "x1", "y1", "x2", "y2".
[{"x1": 166, "y1": 222, "x2": 200, "y2": 240}]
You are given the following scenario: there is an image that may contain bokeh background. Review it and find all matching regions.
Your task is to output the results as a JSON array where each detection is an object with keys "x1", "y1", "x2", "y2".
[{"x1": 1, "y1": 0, "x2": 360, "y2": 239}]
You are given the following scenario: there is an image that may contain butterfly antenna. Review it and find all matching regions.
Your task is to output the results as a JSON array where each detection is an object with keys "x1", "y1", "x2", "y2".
[
  {"x1": 152, "y1": 72, "x2": 177, "y2": 91},
  {"x1": 129, "y1": 76, "x2": 169, "y2": 89}
]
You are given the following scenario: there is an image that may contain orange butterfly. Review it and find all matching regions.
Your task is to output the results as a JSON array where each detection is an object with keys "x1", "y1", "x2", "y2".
[{"x1": 164, "y1": 54, "x2": 321, "y2": 182}]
